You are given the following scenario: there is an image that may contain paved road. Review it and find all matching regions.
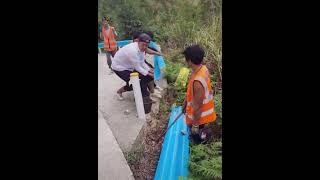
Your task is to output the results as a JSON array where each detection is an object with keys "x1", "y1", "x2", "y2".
[{"x1": 98, "y1": 54, "x2": 142, "y2": 180}]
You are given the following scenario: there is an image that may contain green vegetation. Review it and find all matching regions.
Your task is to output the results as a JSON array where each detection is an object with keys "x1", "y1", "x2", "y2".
[
  {"x1": 188, "y1": 141, "x2": 222, "y2": 180},
  {"x1": 124, "y1": 145, "x2": 144, "y2": 166}
]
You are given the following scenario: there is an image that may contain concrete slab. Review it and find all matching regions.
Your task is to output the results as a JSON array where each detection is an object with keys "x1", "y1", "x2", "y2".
[
  {"x1": 98, "y1": 110, "x2": 135, "y2": 180},
  {"x1": 98, "y1": 54, "x2": 145, "y2": 152}
]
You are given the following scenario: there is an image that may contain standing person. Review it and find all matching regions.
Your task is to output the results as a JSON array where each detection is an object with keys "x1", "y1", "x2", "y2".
[
  {"x1": 182, "y1": 45, "x2": 217, "y2": 144},
  {"x1": 111, "y1": 33, "x2": 163, "y2": 100},
  {"x1": 101, "y1": 16, "x2": 118, "y2": 74}
]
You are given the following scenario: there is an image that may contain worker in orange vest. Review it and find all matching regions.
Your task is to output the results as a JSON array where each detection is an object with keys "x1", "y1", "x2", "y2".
[
  {"x1": 182, "y1": 45, "x2": 217, "y2": 143},
  {"x1": 101, "y1": 16, "x2": 118, "y2": 74}
]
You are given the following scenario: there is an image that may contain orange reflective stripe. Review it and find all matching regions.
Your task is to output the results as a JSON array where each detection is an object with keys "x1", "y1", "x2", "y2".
[
  {"x1": 186, "y1": 112, "x2": 216, "y2": 125},
  {"x1": 202, "y1": 101, "x2": 214, "y2": 112},
  {"x1": 186, "y1": 108, "x2": 214, "y2": 120},
  {"x1": 203, "y1": 93, "x2": 214, "y2": 104},
  {"x1": 186, "y1": 100, "x2": 213, "y2": 112}
]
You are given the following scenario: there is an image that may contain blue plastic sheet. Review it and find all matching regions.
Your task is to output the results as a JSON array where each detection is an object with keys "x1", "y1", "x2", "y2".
[
  {"x1": 98, "y1": 40, "x2": 132, "y2": 48},
  {"x1": 149, "y1": 42, "x2": 166, "y2": 80},
  {"x1": 154, "y1": 106, "x2": 189, "y2": 180}
]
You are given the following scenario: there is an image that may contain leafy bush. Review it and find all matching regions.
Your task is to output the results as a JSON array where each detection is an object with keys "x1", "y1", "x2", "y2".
[
  {"x1": 163, "y1": 60, "x2": 183, "y2": 84},
  {"x1": 214, "y1": 93, "x2": 222, "y2": 120},
  {"x1": 188, "y1": 141, "x2": 222, "y2": 180}
]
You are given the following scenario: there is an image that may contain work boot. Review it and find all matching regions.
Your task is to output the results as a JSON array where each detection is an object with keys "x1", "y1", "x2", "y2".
[
  {"x1": 151, "y1": 89, "x2": 162, "y2": 99},
  {"x1": 155, "y1": 86, "x2": 163, "y2": 91},
  {"x1": 151, "y1": 92, "x2": 162, "y2": 99}
]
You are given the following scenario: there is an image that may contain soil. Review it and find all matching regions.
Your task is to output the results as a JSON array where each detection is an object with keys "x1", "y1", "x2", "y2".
[{"x1": 127, "y1": 90, "x2": 174, "y2": 180}]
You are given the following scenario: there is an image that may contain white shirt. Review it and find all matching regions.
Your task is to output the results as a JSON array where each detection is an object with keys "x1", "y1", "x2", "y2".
[{"x1": 111, "y1": 42, "x2": 150, "y2": 76}]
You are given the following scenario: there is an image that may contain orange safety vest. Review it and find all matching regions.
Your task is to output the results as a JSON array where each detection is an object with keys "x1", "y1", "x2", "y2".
[
  {"x1": 185, "y1": 65, "x2": 216, "y2": 125},
  {"x1": 102, "y1": 26, "x2": 117, "y2": 51}
]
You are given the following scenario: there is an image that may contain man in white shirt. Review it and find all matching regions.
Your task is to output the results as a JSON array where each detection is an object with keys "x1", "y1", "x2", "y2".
[
  {"x1": 111, "y1": 33, "x2": 163, "y2": 100},
  {"x1": 132, "y1": 31, "x2": 162, "y2": 98}
]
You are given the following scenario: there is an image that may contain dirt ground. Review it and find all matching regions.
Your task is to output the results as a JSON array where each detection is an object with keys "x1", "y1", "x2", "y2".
[{"x1": 125, "y1": 90, "x2": 173, "y2": 180}]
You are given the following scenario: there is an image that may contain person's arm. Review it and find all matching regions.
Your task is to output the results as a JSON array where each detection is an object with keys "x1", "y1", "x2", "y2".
[
  {"x1": 192, "y1": 80, "x2": 205, "y2": 125},
  {"x1": 147, "y1": 71, "x2": 154, "y2": 77},
  {"x1": 147, "y1": 46, "x2": 159, "y2": 53},
  {"x1": 145, "y1": 47, "x2": 163, "y2": 56},
  {"x1": 182, "y1": 96, "x2": 187, "y2": 113},
  {"x1": 133, "y1": 62, "x2": 149, "y2": 76},
  {"x1": 142, "y1": 62, "x2": 154, "y2": 77},
  {"x1": 142, "y1": 62, "x2": 150, "y2": 72},
  {"x1": 149, "y1": 42, "x2": 161, "y2": 53},
  {"x1": 126, "y1": 47, "x2": 150, "y2": 76},
  {"x1": 148, "y1": 68, "x2": 154, "y2": 77},
  {"x1": 144, "y1": 60, "x2": 154, "y2": 69},
  {"x1": 100, "y1": 31, "x2": 103, "y2": 41}
]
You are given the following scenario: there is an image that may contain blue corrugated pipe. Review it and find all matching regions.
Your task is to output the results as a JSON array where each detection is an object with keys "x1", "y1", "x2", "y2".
[{"x1": 154, "y1": 106, "x2": 189, "y2": 180}]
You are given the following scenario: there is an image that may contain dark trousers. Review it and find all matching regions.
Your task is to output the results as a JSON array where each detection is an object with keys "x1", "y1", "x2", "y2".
[
  {"x1": 144, "y1": 60, "x2": 156, "y2": 88},
  {"x1": 106, "y1": 49, "x2": 118, "y2": 69},
  {"x1": 188, "y1": 124, "x2": 206, "y2": 144},
  {"x1": 114, "y1": 70, "x2": 153, "y2": 97}
]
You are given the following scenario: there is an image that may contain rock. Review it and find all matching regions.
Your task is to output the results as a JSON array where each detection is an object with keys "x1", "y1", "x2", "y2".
[
  {"x1": 124, "y1": 109, "x2": 130, "y2": 115},
  {"x1": 150, "y1": 119, "x2": 158, "y2": 129}
]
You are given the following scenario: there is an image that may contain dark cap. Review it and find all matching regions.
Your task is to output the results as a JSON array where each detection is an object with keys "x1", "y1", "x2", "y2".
[
  {"x1": 132, "y1": 31, "x2": 142, "y2": 40},
  {"x1": 138, "y1": 33, "x2": 152, "y2": 43}
]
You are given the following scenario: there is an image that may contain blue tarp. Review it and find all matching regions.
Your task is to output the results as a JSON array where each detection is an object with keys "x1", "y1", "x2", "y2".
[
  {"x1": 149, "y1": 41, "x2": 166, "y2": 81},
  {"x1": 98, "y1": 40, "x2": 132, "y2": 48},
  {"x1": 154, "y1": 106, "x2": 189, "y2": 180}
]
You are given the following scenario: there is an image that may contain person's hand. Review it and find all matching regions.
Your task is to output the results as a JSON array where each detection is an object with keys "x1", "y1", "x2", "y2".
[
  {"x1": 157, "y1": 52, "x2": 163, "y2": 56},
  {"x1": 182, "y1": 98, "x2": 187, "y2": 113},
  {"x1": 182, "y1": 106, "x2": 186, "y2": 114},
  {"x1": 191, "y1": 125, "x2": 199, "y2": 135},
  {"x1": 148, "y1": 71, "x2": 154, "y2": 77}
]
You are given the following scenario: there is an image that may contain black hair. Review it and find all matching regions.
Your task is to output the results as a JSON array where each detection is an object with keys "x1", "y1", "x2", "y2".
[
  {"x1": 102, "y1": 16, "x2": 107, "y2": 21},
  {"x1": 132, "y1": 31, "x2": 154, "y2": 41},
  {"x1": 138, "y1": 33, "x2": 152, "y2": 43},
  {"x1": 132, "y1": 31, "x2": 142, "y2": 40},
  {"x1": 182, "y1": 45, "x2": 205, "y2": 65},
  {"x1": 144, "y1": 31, "x2": 154, "y2": 40}
]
